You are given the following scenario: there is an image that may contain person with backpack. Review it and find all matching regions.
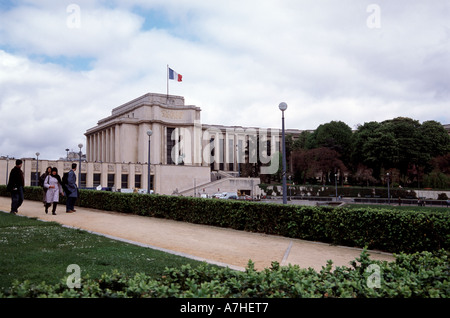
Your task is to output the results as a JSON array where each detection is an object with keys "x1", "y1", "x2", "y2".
[
  {"x1": 43, "y1": 167, "x2": 64, "y2": 215},
  {"x1": 65, "y1": 163, "x2": 78, "y2": 213}
]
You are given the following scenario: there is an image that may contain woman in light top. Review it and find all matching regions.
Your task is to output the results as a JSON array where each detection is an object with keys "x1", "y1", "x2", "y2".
[{"x1": 44, "y1": 167, "x2": 65, "y2": 215}]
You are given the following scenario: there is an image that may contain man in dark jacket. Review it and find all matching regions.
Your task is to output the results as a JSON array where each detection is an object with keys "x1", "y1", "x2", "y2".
[
  {"x1": 7, "y1": 160, "x2": 24, "y2": 214},
  {"x1": 65, "y1": 163, "x2": 78, "y2": 213}
]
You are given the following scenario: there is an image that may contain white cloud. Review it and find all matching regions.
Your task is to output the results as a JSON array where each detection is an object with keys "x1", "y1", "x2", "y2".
[{"x1": 0, "y1": 0, "x2": 449, "y2": 160}]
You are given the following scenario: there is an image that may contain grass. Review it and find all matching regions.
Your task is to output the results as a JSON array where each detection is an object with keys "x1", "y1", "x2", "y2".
[
  {"x1": 0, "y1": 212, "x2": 211, "y2": 292},
  {"x1": 344, "y1": 203, "x2": 450, "y2": 213}
]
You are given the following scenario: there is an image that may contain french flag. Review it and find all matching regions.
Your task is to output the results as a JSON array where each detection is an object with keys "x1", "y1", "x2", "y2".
[{"x1": 168, "y1": 68, "x2": 182, "y2": 82}]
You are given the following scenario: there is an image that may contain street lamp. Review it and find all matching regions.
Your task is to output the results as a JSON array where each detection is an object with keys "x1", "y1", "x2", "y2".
[
  {"x1": 279, "y1": 102, "x2": 288, "y2": 204},
  {"x1": 335, "y1": 173, "x2": 338, "y2": 201},
  {"x1": 288, "y1": 175, "x2": 291, "y2": 200},
  {"x1": 35, "y1": 152, "x2": 40, "y2": 186},
  {"x1": 5, "y1": 155, "x2": 9, "y2": 184},
  {"x1": 66, "y1": 148, "x2": 70, "y2": 161},
  {"x1": 386, "y1": 172, "x2": 390, "y2": 205},
  {"x1": 78, "y1": 144, "x2": 83, "y2": 189},
  {"x1": 147, "y1": 130, "x2": 153, "y2": 194}
]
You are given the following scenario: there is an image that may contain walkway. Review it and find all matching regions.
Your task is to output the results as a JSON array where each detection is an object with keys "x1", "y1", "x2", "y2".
[{"x1": 0, "y1": 197, "x2": 394, "y2": 271}]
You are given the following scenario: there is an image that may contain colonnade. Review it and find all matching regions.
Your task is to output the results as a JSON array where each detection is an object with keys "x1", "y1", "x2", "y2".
[{"x1": 86, "y1": 125, "x2": 120, "y2": 163}]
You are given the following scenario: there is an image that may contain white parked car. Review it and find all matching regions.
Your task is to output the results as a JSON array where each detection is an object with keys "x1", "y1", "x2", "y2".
[{"x1": 219, "y1": 192, "x2": 238, "y2": 200}]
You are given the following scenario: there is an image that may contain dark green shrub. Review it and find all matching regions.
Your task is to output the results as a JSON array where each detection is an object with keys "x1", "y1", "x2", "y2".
[{"x1": 2, "y1": 249, "x2": 448, "y2": 298}]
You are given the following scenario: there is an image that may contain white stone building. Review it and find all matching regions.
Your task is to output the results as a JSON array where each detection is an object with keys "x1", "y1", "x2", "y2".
[{"x1": 1, "y1": 93, "x2": 297, "y2": 197}]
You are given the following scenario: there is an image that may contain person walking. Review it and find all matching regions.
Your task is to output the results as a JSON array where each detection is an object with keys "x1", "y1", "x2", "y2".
[
  {"x1": 65, "y1": 163, "x2": 78, "y2": 213},
  {"x1": 43, "y1": 167, "x2": 64, "y2": 215},
  {"x1": 6, "y1": 159, "x2": 24, "y2": 214},
  {"x1": 39, "y1": 166, "x2": 52, "y2": 206}
]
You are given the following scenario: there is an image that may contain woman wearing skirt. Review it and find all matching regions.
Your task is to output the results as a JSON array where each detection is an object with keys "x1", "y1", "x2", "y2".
[{"x1": 43, "y1": 167, "x2": 65, "y2": 215}]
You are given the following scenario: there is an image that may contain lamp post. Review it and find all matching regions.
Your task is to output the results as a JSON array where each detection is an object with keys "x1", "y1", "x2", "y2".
[
  {"x1": 5, "y1": 155, "x2": 9, "y2": 185},
  {"x1": 288, "y1": 175, "x2": 291, "y2": 200},
  {"x1": 335, "y1": 173, "x2": 338, "y2": 201},
  {"x1": 147, "y1": 130, "x2": 153, "y2": 194},
  {"x1": 65, "y1": 148, "x2": 70, "y2": 161},
  {"x1": 386, "y1": 172, "x2": 390, "y2": 205},
  {"x1": 35, "y1": 152, "x2": 40, "y2": 186},
  {"x1": 78, "y1": 144, "x2": 83, "y2": 189},
  {"x1": 279, "y1": 102, "x2": 288, "y2": 204}
]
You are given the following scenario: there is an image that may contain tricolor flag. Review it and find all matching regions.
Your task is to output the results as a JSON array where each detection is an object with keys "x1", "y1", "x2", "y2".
[{"x1": 168, "y1": 68, "x2": 182, "y2": 82}]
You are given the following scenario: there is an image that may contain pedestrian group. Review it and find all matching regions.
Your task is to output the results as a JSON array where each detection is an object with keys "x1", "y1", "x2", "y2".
[{"x1": 7, "y1": 160, "x2": 79, "y2": 215}]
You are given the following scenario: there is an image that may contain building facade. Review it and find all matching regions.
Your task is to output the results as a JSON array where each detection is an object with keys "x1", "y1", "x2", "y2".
[
  {"x1": 2, "y1": 93, "x2": 289, "y2": 197},
  {"x1": 1, "y1": 92, "x2": 449, "y2": 196}
]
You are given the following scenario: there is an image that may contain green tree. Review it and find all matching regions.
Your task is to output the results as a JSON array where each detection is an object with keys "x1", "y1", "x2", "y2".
[
  {"x1": 308, "y1": 121, "x2": 353, "y2": 165},
  {"x1": 381, "y1": 117, "x2": 422, "y2": 177},
  {"x1": 351, "y1": 121, "x2": 381, "y2": 169},
  {"x1": 362, "y1": 130, "x2": 399, "y2": 178},
  {"x1": 292, "y1": 131, "x2": 312, "y2": 150},
  {"x1": 419, "y1": 120, "x2": 450, "y2": 166}
]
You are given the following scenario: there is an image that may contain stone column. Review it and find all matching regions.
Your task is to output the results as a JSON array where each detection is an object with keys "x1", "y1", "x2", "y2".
[
  {"x1": 102, "y1": 130, "x2": 106, "y2": 162},
  {"x1": 110, "y1": 127, "x2": 115, "y2": 163},
  {"x1": 115, "y1": 125, "x2": 121, "y2": 164},
  {"x1": 105, "y1": 128, "x2": 110, "y2": 163}
]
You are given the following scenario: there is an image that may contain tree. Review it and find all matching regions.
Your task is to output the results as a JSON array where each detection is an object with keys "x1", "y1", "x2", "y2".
[
  {"x1": 431, "y1": 154, "x2": 450, "y2": 175},
  {"x1": 307, "y1": 121, "x2": 353, "y2": 168},
  {"x1": 351, "y1": 121, "x2": 381, "y2": 169},
  {"x1": 380, "y1": 117, "x2": 422, "y2": 177},
  {"x1": 354, "y1": 117, "x2": 444, "y2": 185},
  {"x1": 362, "y1": 130, "x2": 399, "y2": 178},
  {"x1": 418, "y1": 120, "x2": 450, "y2": 169},
  {"x1": 351, "y1": 164, "x2": 378, "y2": 186},
  {"x1": 292, "y1": 131, "x2": 312, "y2": 150},
  {"x1": 292, "y1": 147, "x2": 347, "y2": 185}
]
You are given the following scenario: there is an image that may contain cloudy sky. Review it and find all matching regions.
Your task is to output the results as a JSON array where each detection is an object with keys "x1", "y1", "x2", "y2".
[{"x1": 0, "y1": 0, "x2": 449, "y2": 160}]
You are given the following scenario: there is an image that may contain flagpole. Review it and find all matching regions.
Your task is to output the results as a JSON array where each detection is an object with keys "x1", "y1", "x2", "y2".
[{"x1": 166, "y1": 64, "x2": 169, "y2": 103}]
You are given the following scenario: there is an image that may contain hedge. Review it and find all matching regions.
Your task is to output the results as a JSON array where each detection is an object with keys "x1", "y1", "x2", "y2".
[
  {"x1": 0, "y1": 186, "x2": 448, "y2": 254},
  {"x1": 1, "y1": 249, "x2": 449, "y2": 298}
]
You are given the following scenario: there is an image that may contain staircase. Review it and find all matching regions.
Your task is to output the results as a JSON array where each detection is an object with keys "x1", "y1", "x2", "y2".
[{"x1": 177, "y1": 171, "x2": 261, "y2": 198}]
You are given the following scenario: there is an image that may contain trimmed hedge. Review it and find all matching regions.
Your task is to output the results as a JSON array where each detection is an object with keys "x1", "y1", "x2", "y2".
[
  {"x1": 0, "y1": 186, "x2": 448, "y2": 254},
  {"x1": 1, "y1": 249, "x2": 449, "y2": 298}
]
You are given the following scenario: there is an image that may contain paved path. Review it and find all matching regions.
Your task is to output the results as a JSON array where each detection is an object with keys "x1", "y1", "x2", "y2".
[{"x1": 0, "y1": 197, "x2": 394, "y2": 271}]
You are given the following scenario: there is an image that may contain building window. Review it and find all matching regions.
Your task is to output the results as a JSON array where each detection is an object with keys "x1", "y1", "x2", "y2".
[
  {"x1": 108, "y1": 174, "x2": 115, "y2": 188},
  {"x1": 237, "y1": 139, "x2": 244, "y2": 164},
  {"x1": 30, "y1": 172, "x2": 39, "y2": 186},
  {"x1": 228, "y1": 139, "x2": 234, "y2": 171},
  {"x1": 219, "y1": 138, "x2": 224, "y2": 171},
  {"x1": 121, "y1": 174, "x2": 128, "y2": 189},
  {"x1": 167, "y1": 127, "x2": 175, "y2": 165},
  {"x1": 209, "y1": 137, "x2": 215, "y2": 170},
  {"x1": 93, "y1": 174, "x2": 101, "y2": 187},
  {"x1": 80, "y1": 173, "x2": 86, "y2": 188},
  {"x1": 135, "y1": 174, "x2": 141, "y2": 189},
  {"x1": 267, "y1": 140, "x2": 272, "y2": 157}
]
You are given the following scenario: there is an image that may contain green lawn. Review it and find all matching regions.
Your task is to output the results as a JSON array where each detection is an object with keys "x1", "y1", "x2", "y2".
[
  {"x1": 344, "y1": 203, "x2": 450, "y2": 213},
  {"x1": 0, "y1": 212, "x2": 211, "y2": 291}
]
